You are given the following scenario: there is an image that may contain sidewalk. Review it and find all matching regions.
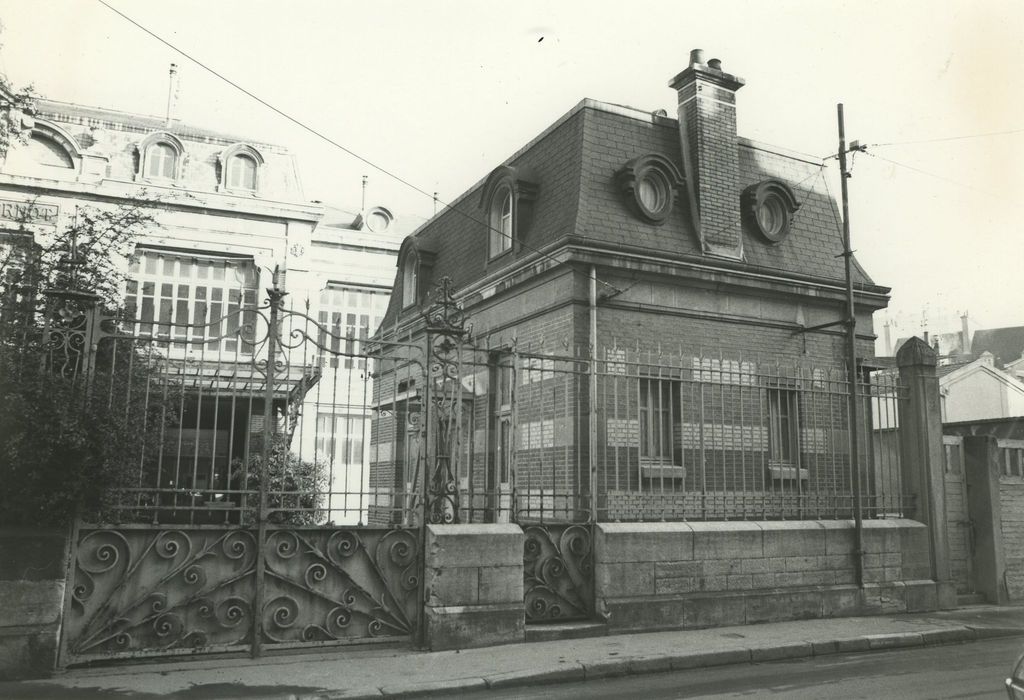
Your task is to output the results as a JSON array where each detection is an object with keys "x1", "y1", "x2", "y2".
[{"x1": 4, "y1": 605, "x2": 1023, "y2": 699}]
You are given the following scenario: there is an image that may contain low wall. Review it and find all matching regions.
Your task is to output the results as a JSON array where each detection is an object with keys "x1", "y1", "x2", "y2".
[
  {"x1": 594, "y1": 520, "x2": 942, "y2": 633},
  {"x1": 423, "y1": 523, "x2": 524, "y2": 651},
  {"x1": 0, "y1": 529, "x2": 69, "y2": 680}
]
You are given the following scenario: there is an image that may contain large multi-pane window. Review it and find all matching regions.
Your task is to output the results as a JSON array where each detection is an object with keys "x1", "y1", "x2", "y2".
[
  {"x1": 317, "y1": 285, "x2": 388, "y2": 369},
  {"x1": 126, "y1": 249, "x2": 258, "y2": 354}
]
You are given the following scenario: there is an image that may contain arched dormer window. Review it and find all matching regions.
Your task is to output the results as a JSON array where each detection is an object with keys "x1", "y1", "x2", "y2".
[
  {"x1": 3, "y1": 119, "x2": 82, "y2": 178},
  {"x1": 397, "y1": 237, "x2": 437, "y2": 311},
  {"x1": 219, "y1": 143, "x2": 265, "y2": 194},
  {"x1": 479, "y1": 165, "x2": 539, "y2": 261},
  {"x1": 137, "y1": 132, "x2": 184, "y2": 182}
]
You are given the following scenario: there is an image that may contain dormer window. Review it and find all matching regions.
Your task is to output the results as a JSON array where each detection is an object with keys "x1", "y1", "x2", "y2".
[
  {"x1": 3, "y1": 120, "x2": 82, "y2": 179},
  {"x1": 228, "y1": 154, "x2": 257, "y2": 191},
  {"x1": 137, "y1": 132, "x2": 184, "y2": 182},
  {"x1": 146, "y1": 143, "x2": 177, "y2": 180},
  {"x1": 218, "y1": 144, "x2": 265, "y2": 194},
  {"x1": 489, "y1": 186, "x2": 513, "y2": 258},
  {"x1": 479, "y1": 165, "x2": 539, "y2": 262},
  {"x1": 616, "y1": 153, "x2": 685, "y2": 225},
  {"x1": 402, "y1": 253, "x2": 418, "y2": 309}
]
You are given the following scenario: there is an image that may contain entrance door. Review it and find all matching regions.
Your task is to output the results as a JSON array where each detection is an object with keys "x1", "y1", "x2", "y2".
[{"x1": 943, "y1": 435, "x2": 973, "y2": 594}]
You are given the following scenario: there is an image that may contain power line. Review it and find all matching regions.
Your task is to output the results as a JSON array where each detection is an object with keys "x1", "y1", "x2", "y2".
[
  {"x1": 864, "y1": 151, "x2": 1000, "y2": 200},
  {"x1": 870, "y1": 127, "x2": 1024, "y2": 148},
  {"x1": 94, "y1": 0, "x2": 626, "y2": 295}
]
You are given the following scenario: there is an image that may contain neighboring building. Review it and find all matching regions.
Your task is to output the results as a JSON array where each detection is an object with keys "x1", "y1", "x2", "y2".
[
  {"x1": 0, "y1": 91, "x2": 420, "y2": 524},
  {"x1": 938, "y1": 352, "x2": 1024, "y2": 423},
  {"x1": 972, "y1": 325, "x2": 1024, "y2": 370},
  {"x1": 371, "y1": 49, "x2": 894, "y2": 526}
]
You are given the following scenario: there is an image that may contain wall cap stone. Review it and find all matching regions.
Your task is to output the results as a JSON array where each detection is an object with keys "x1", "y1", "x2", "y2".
[
  {"x1": 427, "y1": 524, "x2": 523, "y2": 537},
  {"x1": 597, "y1": 522, "x2": 694, "y2": 534}
]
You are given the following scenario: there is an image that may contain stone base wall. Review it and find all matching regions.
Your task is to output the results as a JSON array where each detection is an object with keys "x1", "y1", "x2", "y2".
[
  {"x1": 423, "y1": 523, "x2": 525, "y2": 651},
  {"x1": 594, "y1": 520, "x2": 947, "y2": 634},
  {"x1": 0, "y1": 529, "x2": 68, "y2": 680}
]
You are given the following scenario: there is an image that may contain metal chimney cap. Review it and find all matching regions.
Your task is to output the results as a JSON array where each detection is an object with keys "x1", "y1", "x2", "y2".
[{"x1": 689, "y1": 49, "x2": 705, "y2": 66}]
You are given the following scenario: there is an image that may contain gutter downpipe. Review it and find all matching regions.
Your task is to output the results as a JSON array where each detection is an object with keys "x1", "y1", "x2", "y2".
[{"x1": 589, "y1": 266, "x2": 598, "y2": 523}]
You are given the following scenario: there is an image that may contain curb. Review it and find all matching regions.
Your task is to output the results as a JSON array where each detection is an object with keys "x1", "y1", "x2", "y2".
[{"x1": 296, "y1": 624, "x2": 1016, "y2": 699}]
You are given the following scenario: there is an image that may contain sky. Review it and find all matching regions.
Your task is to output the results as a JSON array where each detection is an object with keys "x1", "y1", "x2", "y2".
[{"x1": 0, "y1": 0, "x2": 1021, "y2": 349}]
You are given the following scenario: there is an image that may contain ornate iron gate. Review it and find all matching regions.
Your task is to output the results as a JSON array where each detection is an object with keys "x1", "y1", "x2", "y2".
[{"x1": 58, "y1": 272, "x2": 428, "y2": 665}]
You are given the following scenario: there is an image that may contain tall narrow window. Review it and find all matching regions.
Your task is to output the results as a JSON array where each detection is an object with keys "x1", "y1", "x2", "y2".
[
  {"x1": 767, "y1": 388, "x2": 799, "y2": 466},
  {"x1": 228, "y1": 154, "x2": 258, "y2": 191},
  {"x1": 146, "y1": 143, "x2": 178, "y2": 180},
  {"x1": 401, "y1": 255, "x2": 418, "y2": 308},
  {"x1": 639, "y1": 378, "x2": 680, "y2": 465},
  {"x1": 489, "y1": 186, "x2": 513, "y2": 258}
]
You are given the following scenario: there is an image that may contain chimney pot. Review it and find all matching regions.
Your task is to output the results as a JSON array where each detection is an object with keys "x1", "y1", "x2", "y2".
[
  {"x1": 707, "y1": 58, "x2": 722, "y2": 70},
  {"x1": 689, "y1": 49, "x2": 705, "y2": 66}
]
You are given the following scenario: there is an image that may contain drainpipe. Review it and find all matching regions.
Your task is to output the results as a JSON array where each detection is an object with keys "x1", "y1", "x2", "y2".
[{"x1": 589, "y1": 266, "x2": 598, "y2": 523}]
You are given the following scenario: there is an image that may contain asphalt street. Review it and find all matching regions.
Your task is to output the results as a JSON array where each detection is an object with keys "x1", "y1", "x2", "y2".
[{"x1": 461, "y1": 636, "x2": 1021, "y2": 700}]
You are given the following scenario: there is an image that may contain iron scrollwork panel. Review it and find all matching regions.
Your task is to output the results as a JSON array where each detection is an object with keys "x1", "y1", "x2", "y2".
[
  {"x1": 523, "y1": 524, "x2": 594, "y2": 623},
  {"x1": 261, "y1": 527, "x2": 420, "y2": 645},
  {"x1": 64, "y1": 527, "x2": 257, "y2": 662}
]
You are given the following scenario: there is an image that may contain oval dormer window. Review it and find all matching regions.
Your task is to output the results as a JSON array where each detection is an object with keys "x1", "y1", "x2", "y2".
[{"x1": 742, "y1": 180, "x2": 801, "y2": 244}]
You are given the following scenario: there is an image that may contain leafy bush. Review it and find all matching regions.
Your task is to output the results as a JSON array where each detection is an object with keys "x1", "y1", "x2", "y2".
[{"x1": 230, "y1": 434, "x2": 328, "y2": 525}]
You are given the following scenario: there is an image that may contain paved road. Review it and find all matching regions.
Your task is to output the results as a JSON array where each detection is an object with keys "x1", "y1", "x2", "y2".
[{"x1": 463, "y1": 636, "x2": 1022, "y2": 700}]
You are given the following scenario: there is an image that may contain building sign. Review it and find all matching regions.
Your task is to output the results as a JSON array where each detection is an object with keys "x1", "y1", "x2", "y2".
[{"x1": 0, "y1": 199, "x2": 60, "y2": 227}]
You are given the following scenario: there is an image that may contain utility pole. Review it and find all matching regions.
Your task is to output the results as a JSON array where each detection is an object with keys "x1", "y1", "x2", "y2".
[{"x1": 837, "y1": 104, "x2": 865, "y2": 588}]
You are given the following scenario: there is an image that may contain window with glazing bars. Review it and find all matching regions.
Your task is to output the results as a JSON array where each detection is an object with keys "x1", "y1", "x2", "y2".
[
  {"x1": 317, "y1": 286, "x2": 388, "y2": 368},
  {"x1": 126, "y1": 249, "x2": 257, "y2": 354},
  {"x1": 767, "y1": 387, "x2": 800, "y2": 466},
  {"x1": 639, "y1": 378, "x2": 681, "y2": 465}
]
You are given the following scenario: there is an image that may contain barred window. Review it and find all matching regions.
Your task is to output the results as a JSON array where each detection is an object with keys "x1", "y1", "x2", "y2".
[{"x1": 639, "y1": 378, "x2": 681, "y2": 465}]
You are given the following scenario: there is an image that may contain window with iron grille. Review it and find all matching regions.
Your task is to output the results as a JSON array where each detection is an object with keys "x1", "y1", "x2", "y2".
[
  {"x1": 639, "y1": 378, "x2": 681, "y2": 466},
  {"x1": 767, "y1": 386, "x2": 801, "y2": 475},
  {"x1": 126, "y1": 249, "x2": 257, "y2": 354}
]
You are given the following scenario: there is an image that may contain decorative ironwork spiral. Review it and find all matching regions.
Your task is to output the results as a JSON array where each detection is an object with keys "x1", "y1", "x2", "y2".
[{"x1": 523, "y1": 525, "x2": 594, "y2": 622}]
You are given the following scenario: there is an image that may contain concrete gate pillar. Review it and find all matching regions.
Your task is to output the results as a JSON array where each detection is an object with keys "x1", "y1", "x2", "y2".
[{"x1": 896, "y1": 337, "x2": 955, "y2": 608}]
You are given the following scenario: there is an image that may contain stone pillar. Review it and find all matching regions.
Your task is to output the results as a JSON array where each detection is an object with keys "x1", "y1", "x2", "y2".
[
  {"x1": 423, "y1": 524, "x2": 524, "y2": 650},
  {"x1": 0, "y1": 529, "x2": 69, "y2": 679},
  {"x1": 896, "y1": 337, "x2": 955, "y2": 608},
  {"x1": 964, "y1": 435, "x2": 1008, "y2": 604}
]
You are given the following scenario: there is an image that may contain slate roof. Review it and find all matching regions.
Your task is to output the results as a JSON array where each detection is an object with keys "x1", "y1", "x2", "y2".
[
  {"x1": 972, "y1": 326, "x2": 1024, "y2": 367},
  {"x1": 383, "y1": 99, "x2": 886, "y2": 327}
]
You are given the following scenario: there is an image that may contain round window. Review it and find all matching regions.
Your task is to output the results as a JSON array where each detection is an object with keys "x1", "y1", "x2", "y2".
[
  {"x1": 367, "y1": 211, "x2": 390, "y2": 232},
  {"x1": 638, "y1": 174, "x2": 666, "y2": 213},
  {"x1": 634, "y1": 169, "x2": 672, "y2": 222},
  {"x1": 742, "y1": 180, "x2": 799, "y2": 244},
  {"x1": 756, "y1": 197, "x2": 785, "y2": 239}
]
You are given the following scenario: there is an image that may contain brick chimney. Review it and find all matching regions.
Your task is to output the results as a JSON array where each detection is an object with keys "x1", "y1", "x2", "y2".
[{"x1": 669, "y1": 49, "x2": 746, "y2": 259}]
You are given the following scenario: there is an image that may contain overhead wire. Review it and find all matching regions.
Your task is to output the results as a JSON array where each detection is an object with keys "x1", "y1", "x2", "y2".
[
  {"x1": 863, "y1": 151, "x2": 1000, "y2": 200},
  {"x1": 869, "y1": 128, "x2": 1024, "y2": 148},
  {"x1": 95, "y1": 0, "x2": 627, "y2": 296}
]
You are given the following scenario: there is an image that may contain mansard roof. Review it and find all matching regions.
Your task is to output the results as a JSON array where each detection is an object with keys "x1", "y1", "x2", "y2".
[{"x1": 382, "y1": 99, "x2": 887, "y2": 327}]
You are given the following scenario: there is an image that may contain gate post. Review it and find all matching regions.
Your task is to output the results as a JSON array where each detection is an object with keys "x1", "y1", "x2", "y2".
[
  {"x1": 252, "y1": 272, "x2": 285, "y2": 658},
  {"x1": 896, "y1": 337, "x2": 954, "y2": 608}
]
